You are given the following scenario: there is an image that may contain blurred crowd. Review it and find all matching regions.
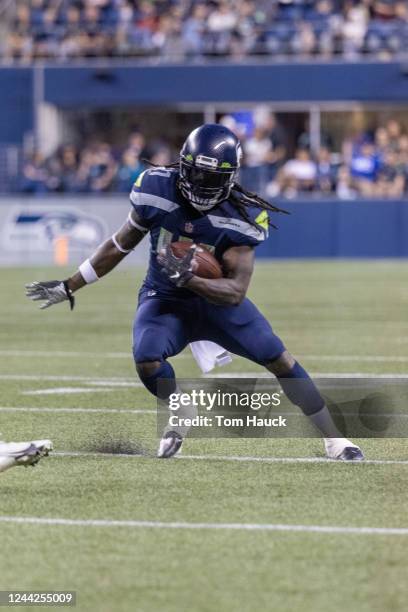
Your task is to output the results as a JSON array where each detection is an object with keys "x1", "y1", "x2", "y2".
[
  {"x1": 264, "y1": 118, "x2": 408, "y2": 200},
  {"x1": 3, "y1": 0, "x2": 408, "y2": 62},
  {"x1": 21, "y1": 131, "x2": 171, "y2": 194},
  {"x1": 20, "y1": 114, "x2": 408, "y2": 199}
]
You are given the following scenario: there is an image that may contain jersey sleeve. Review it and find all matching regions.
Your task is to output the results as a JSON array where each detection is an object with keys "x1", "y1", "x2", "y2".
[
  {"x1": 129, "y1": 168, "x2": 180, "y2": 231},
  {"x1": 212, "y1": 208, "x2": 269, "y2": 249},
  {"x1": 129, "y1": 170, "x2": 157, "y2": 230}
]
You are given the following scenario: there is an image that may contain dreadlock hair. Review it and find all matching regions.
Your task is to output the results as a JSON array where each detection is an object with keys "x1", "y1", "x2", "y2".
[
  {"x1": 228, "y1": 182, "x2": 289, "y2": 230},
  {"x1": 142, "y1": 159, "x2": 290, "y2": 229}
]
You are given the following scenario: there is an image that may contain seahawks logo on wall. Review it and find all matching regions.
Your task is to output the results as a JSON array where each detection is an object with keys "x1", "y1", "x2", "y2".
[{"x1": 2, "y1": 208, "x2": 107, "y2": 252}]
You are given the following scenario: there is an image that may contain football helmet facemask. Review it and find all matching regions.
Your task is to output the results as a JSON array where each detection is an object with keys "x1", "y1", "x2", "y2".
[{"x1": 179, "y1": 124, "x2": 242, "y2": 212}]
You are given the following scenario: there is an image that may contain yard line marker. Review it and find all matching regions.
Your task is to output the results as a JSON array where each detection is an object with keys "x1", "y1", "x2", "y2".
[
  {"x1": 2, "y1": 372, "x2": 408, "y2": 384},
  {"x1": 3, "y1": 349, "x2": 408, "y2": 363},
  {"x1": 297, "y1": 355, "x2": 408, "y2": 363},
  {"x1": 207, "y1": 373, "x2": 408, "y2": 379},
  {"x1": 0, "y1": 374, "x2": 142, "y2": 385},
  {"x1": 21, "y1": 388, "x2": 118, "y2": 396},
  {"x1": 0, "y1": 406, "x2": 155, "y2": 414},
  {"x1": 0, "y1": 350, "x2": 131, "y2": 359},
  {"x1": 0, "y1": 350, "x2": 190, "y2": 360},
  {"x1": 0, "y1": 516, "x2": 406, "y2": 535},
  {"x1": 54, "y1": 451, "x2": 408, "y2": 466},
  {"x1": 1, "y1": 406, "x2": 407, "y2": 419},
  {"x1": 0, "y1": 406, "x2": 408, "y2": 420}
]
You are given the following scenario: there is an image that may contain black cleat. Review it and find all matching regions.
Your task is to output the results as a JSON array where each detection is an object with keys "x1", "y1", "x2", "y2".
[
  {"x1": 338, "y1": 447, "x2": 365, "y2": 461},
  {"x1": 157, "y1": 431, "x2": 183, "y2": 459}
]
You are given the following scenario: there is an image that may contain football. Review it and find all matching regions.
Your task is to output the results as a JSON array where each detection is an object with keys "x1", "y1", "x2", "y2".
[{"x1": 170, "y1": 241, "x2": 222, "y2": 279}]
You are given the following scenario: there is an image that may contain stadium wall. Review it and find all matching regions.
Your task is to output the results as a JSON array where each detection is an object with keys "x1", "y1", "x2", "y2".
[
  {"x1": 0, "y1": 69, "x2": 33, "y2": 144},
  {"x1": 1, "y1": 62, "x2": 408, "y2": 143},
  {"x1": 42, "y1": 62, "x2": 408, "y2": 106},
  {"x1": 0, "y1": 197, "x2": 407, "y2": 265}
]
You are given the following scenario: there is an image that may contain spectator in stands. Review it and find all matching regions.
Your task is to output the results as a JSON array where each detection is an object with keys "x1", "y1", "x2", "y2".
[
  {"x1": 5, "y1": 0, "x2": 408, "y2": 62},
  {"x1": 182, "y1": 3, "x2": 208, "y2": 56},
  {"x1": 375, "y1": 149, "x2": 406, "y2": 198},
  {"x1": 33, "y1": 7, "x2": 60, "y2": 59},
  {"x1": 59, "y1": 6, "x2": 82, "y2": 59},
  {"x1": 146, "y1": 142, "x2": 172, "y2": 167},
  {"x1": 16, "y1": 115, "x2": 408, "y2": 199},
  {"x1": 21, "y1": 151, "x2": 51, "y2": 194},
  {"x1": 374, "y1": 126, "x2": 390, "y2": 156},
  {"x1": 115, "y1": 148, "x2": 145, "y2": 192},
  {"x1": 87, "y1": 143, "x2": 118, "y2": 192},
  {"x1": 316, "y1": 146, "x2": 336, "y2": 193},
  {"x1": 386, "y1": 118, "x2": 403, "y2": 151},
  {"x1": 57, "y1": 145, "x2": 81, "y2": 193},
  {"x1": 350, "y1": 141, "x2": 381, "y2": 196},
  {"x1": 268, "y1": 148, "x2": 317, "y2": 198},
  {"x1": 342, "y1": 1, "x2": 369, "y2": 58},
  {"x1": 336, "y1": 165, "x2": 358, "y2": 200},
  {"x1": 206, "y1": 0, "x2": 237, "y2": 55},
  {"x1": 243, "y1": 127, "x2": 275, "y2": 168},
  {"x1": 128, "y1": 131, "x2": 146, "y2": 155},
  {"x1": 153, "y1": 13, "x2": 184, "y2": 58},
  {"x1": 234, "y1": 0, "x2": 258, "y2": 56},
  {"x1": 291, "y1": 22, "x2": 316, "y2": 57}
]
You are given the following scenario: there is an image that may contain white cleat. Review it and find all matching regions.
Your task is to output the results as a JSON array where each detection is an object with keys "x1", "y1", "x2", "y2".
[
  {"x1": 324, "y1": 437, "x2": 364, "y2": 461},
  {"x1": 0, "y1": 439, "x2": 53, "y2": 473},
  {"x1": 157, "y1": 431, "x2": 183, "y2": 459}
]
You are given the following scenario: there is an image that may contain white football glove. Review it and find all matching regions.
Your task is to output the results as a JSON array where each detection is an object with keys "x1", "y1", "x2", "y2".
[
  {"x1": 157, "y1": 244, "x2": 195, "y2": 287},
  {"x1": 25, "y1": 280, "x2": 75, "y2": 310}
]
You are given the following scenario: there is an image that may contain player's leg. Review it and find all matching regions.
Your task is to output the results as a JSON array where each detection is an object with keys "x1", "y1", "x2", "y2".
[
  {"x1": 0, "y1": 439, "x2": 53, "y2": 474},
  {"x1": 203, "y1": 299, "x2": 363, "y2": 461},
  {"x1": 264, "y1": 351, "x2": 363, "y2": 460},
  {"x1": 132, "y1": 295, "x2": 195, "y2": 457},
  {"x1": 133, "y1": 296, "x2": 190, "y2": 396}
]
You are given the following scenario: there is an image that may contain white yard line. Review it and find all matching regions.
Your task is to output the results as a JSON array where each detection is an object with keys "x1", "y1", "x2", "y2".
[
  {"x1": 0, "y1": 350, "x2": 190, "y2": 360},
  {"x1": 0, "y1": 374, "x2": 141, "y2": 384},
  {"x1": 2, "y1": 349, "x2": 408, "y2": 363},
  {"x1": 21, "y1": 388, "x2": 118, "y2": 396},
  {"x1": 207, "y1": 373, "x2": 408, "y2": 379},
  {"x1": 2, "y1": 372, "x2": 408, "y2": 382},
  {"x1": 54, "y1": 451, "x2": 408, "y2": 466},
  {"x1": 0, "y1": 515, "x2": 406, "y2": 535},
  {"x1": 0, "y1": 406, "x2": 155, "y2": 414},
  {"x1": 1, "y1": 405, "x2": 407, "y2": 419},
  {"x1": 297, "y1": 355, "x2": 408, "y2": 363},
  {"x1": 0, "y1": 350, "x2": 131, "y2": 359}
]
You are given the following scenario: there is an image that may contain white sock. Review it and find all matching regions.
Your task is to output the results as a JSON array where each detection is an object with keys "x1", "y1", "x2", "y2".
[
  {"x1": 163, "y1": 387, "x2": 197, "y2": 438},
  {"x1": 0, "y1": 456, "x2": 16, "y2": 473},
  {"x1": 324, "y1": 437, "x2": 358, "y2": 459},
  {"x1": 308, "y1": 405, "x2": 342, "y2": 438}
]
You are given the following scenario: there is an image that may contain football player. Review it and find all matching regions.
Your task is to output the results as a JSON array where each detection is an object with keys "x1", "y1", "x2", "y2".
[
  {"x1": 0, "y1": 439, "x2": 52, "y2": 474},
  {"x1": 26, "y1": 124, "x2": 363, "y2": 462}
]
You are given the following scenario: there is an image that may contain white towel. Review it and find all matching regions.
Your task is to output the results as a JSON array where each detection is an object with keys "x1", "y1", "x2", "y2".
[{"x1": 189, "y1": 341, "x2": 232, "y2": 374}]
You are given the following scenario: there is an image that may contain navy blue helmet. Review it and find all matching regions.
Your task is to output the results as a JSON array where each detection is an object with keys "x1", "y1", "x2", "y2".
[{"x1": 179, "y1": 124, "x2": 242, "y2": 212}]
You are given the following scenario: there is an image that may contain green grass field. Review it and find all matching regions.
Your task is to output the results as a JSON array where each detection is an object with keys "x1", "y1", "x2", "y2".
[{"x1": 0, "y1": 261, "x2": 407, "y2": 612}]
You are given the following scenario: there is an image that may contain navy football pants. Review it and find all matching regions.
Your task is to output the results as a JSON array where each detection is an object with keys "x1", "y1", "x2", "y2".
[{"x1": 133, "y1": 291, "x2": 285, "y2": 366}]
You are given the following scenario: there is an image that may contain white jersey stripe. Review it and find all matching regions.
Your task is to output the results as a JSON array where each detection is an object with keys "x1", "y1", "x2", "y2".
[{"x1": 130, "y1": 190, "x2": 180, "y2": 213}]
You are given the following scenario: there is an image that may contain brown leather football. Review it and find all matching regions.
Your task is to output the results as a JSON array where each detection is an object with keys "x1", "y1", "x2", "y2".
[{"x1": 170, "y1": 241, "x2": 222, "y2": 279}]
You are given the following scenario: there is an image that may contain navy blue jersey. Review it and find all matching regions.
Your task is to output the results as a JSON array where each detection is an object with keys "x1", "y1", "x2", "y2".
[{"x1": 130, "y1": 167, "x2": 269, "y2": 297}]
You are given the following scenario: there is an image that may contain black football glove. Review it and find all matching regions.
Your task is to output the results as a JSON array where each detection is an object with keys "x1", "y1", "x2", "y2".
[
  {"x1": 25, "y1": 280, "x2": 75, "y2": 310},
  {"x1": 157, "y1": 244, "x2": 196, "y2": 287}
]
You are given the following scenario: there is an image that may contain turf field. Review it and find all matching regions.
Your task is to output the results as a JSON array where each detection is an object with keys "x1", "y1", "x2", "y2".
[{"x1": 0, "y1": 261, "x2": 407, "y2": 612}]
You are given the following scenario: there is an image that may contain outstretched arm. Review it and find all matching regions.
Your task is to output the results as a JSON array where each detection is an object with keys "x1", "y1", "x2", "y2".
[
  {"x1": 67, "y1": 210, "x2": 147, "y2": 292},
  {"x1": 185, "y1": 245, "x2": 254, "y2": 306},
  {"x1": 26, "y1": 210, "x2": 148, "y2": 309}
]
